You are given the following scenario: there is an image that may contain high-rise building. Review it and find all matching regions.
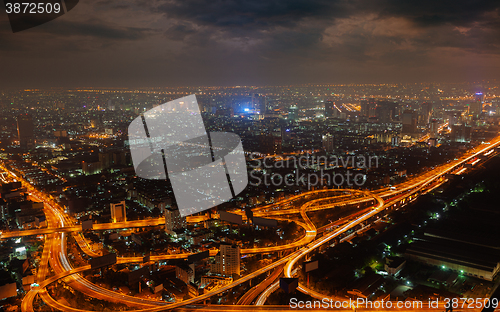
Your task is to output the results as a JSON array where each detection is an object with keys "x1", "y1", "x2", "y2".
[
  {"x1": 210, "y1": 243, "x2": 240, "y2": 277},
  {"x1": 368, "y1": 98, "x2": 378, "y2": 118},
  {"x1": 165, "y1": 207, "x2": 186, "y2": 234},
  {"x1": 176, "y1": 261, "x2": 195, "y2": 284},
  {"x1": 402, "y1": 110, "x2": 418, "y2": 135},
  {"x1": 259, "y1": 134, "x2": 282, "y2": 155},
  {"x1": 17, "y1": 114, "x2": 34, "y2": 149},
  {"x1": 470, "y1": 92, "x2": 484, "y2": 118},
  {"x1": 110, "y1": 201, "x2": 126, "y2": 223},
  {"x1": 451, "y1": 124, "x2": 471, "y2": 143},
  {"x1": 420, "y1": 102, "x2": 433, "y2": 125},
  {"x1": 251, "y1": 93, "x2": 266, "y2": 114},
  {"x1": 359, "y1": 99, "x2": 368, "y2": 118},
  {"x1": 430, "y1": 119, "x2": 439, "y2": 139},
  {"x1": 288, "y1": 105, "x2": 299, "y2": 121},
  {"x1": 325, "y1": 100, "x2": 335, "y2": 118},
  {"x1": 322, "y1": 133, "x2": 334, "y2": 153},
  {"x1": 377, "y1": 101, "x2": 394, "y2": 123},
  {"x1": 82, "y1": 161, "x2": 102, "y2": 175},
  {"x1": 107, "y1": 100, "x2": 115, "y2": 111}
]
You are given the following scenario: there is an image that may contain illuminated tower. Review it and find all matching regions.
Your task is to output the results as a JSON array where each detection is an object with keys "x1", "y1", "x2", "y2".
[
  {"x1": 288, "y1": 105, "x2": 299, "y2": 121},
  {"x1": 325, "y1": 100, "x2": 335, "y2": 118},
  {"x1": 17, "y1": 114, "x2": 35, "y2": 149},
  {"x1": 322, "y1": 133, "x2": 334, "y2": 153},
  {"x1": 368, "y1": 98, "x2": 378, "y2": 118},
  {"x1": 470, "y1": 92, "x2": 484, "y2": 118}
]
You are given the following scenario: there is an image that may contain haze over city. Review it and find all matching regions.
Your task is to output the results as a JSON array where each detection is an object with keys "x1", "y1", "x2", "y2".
[
  {"x1": 1, "y1": 1, "x2": 500, "y2": 312},
  {"x1": 1, "y1": 0, "x2": 500, "y2": 88}
]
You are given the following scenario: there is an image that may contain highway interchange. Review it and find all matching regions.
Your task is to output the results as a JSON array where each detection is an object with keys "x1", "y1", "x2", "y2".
[{"x1": 2, "y1": 134, "x2": 500, "y2": 311}]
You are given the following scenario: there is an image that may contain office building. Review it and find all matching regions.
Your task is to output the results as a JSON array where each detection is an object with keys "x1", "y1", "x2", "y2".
[
  {"x1": 420, "y1": 102, "x2": 433, "y2": 126},
  {"x1": 401, "y1": 110, "x2": 418, "y2": 135},
  {"x1": 470, "y1": 92, "x2": 484, "y2": 118},
  {"x1": 359, "y1": 99, "x2": 368, "y2": 118},
  {"x1": 251, "y1": 93, "x2": 266, "y2": 114},
  {"x1": 288, "y1": 105, "x2": 299, "y2": 121},
  {"x1": 110, "y1": 201, "x2": 126, "y2": 223},
  {"x1": 165, "y1": 207, "x2": 186, "y2": 234},
  {"x1": 430, "y1": 119, "x2": 439, "y2": 139},
  {"x1": 259, "y1": 134, "x2": 282, "y2": 155},
  {"x1": 17, "y1": 114, "x2": 35, "y2": 149},
  {"x1": 384, "y1": 257, "x2": 406, "y2": 276},
  {"x1": 322, "y1": 133, "x2": 334, "y2": 153},
  {"x1": 210, "y1": 243, "x2": 240, "y2": 277},
  {"x1": 325, "y1": 100, "x2": 335, "y2": 118},
  {"x1": 82, "y1": 161, "x2": 102, "y2": 176},
  {"x1": 368, "y1": 98, "x2": 377, "y2": 118},
  {"x1": 451, "y1": 124, "x2": 471, "y2": 143},
  {"x1": 176, "y1": 261, "x2": 195, "y2": 284}
]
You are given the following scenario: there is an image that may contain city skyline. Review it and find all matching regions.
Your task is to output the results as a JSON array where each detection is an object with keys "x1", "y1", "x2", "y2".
[
  {"x1": 1, "y1": 0, "x2": 500, "y2": 310},
  {"x1": 1, "y1": 85, "x2": 500, "y2": 310},
  {"x1": 1, "y1": 0, "x2": 500, "y2": 88}
]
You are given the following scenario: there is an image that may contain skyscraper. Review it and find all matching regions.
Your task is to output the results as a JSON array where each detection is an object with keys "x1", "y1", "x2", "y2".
[
  {"x1": 325, "y1": 100, "x2": 335, "y2": 118},
  {"x1": 470, "y1": 92, "x2": 484, "y2": 118},
  {"x1": 359, "y1": 99, "x2": 368, "y2": 118},
  {"x1": 251, "y1": 93, "x2": 266, "y2": 114},
  {"x1": 322, "y1": 133, "x2": 334, "y2": 153},
  {"x1": 288, "y1": 105, "x2": 299, "y2": 121},
  {"x1": 430, "y1": 119, "x2": 439, "y2": 139},
  {"x1": 110, "y1": 201, "x2": 126, "y2": 223},
  {"x1": 368, "y1": 98, "x2": 378, "y2": 118},
  {"x1": 402, "y1": 110, "x2": 418, "y2": 135},
  {"x1": 165, "y1": 207, "x2": 186, "y2": 234},
  {"x1": 259, "y1": 134, "x2": 282, "y2": 155},
  {"x1": 17, "y1": 114, "x2": 34, "y2": 149},
  {"x1": 451, "y1": 124, "x2": 471, "y2": 143},
  {"x1": 210, "y1": 243, "x2": 240, "y2": 277}
]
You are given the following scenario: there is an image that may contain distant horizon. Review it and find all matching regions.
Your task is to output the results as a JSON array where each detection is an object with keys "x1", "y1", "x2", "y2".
[{"x1": 1, "y1": 79, "x2": 499, "y2": 91}]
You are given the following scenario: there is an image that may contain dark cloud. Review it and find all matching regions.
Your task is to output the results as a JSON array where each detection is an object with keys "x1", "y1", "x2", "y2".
[
  {"x1": 36, "y1": 19, "x2": 153, "y2": 40},
  {"x1": 380, "y1": 0, "x2": 500, "y2": 27},
  {"x1": 156, "y1": 0, "x2": 348, "y2": 29},
  {"x1": 1, "y1": 0, "x2": 500, "y2": 88}
]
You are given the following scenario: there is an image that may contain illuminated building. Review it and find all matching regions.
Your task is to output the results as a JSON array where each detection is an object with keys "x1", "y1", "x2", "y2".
[
  {"x1": 110, "y1": 200, "x2": 126, "y2": 223},
  {"x1": 259, "y1": 134, "x2": 282, "y2": 155},
  {"x1": 17, "y1": 114, "x2": 34, "y2": 150},
  {"x1": 176, "y1": 261, "x2": 195, "y2": 284},
  {"x1": 165, "y1": 207, "x2": 186, "y2": 234},
  {"x1": 405, "y1": 230, "x2": 500, "y2": 281},
  {"x1": 401, "y1": 110, "x2": 418, "y2": 135},
  {"x1": 210, "y1": 242, "x2": 240, "y2": 277},
  {"x1": 419, "y1": 102, "x2": 433, "y2": 126},
  {"x1": 82, "y1": 161, "x2": 102, "y2": 175},
  {"x1": 325, "y1": 100, "x2": 335, "y2": 118},
  {"x1": 470, "y1": 92, "x2": 484, "y2": 118},
  {"x1": 384, "y1": 257, "x2": 406, "y2": 276},
  {"x1": 322, "y1": 133, "x2": 334, "y2": 153},
  {"x1": 288, "y1": 105, "x2": 299, "y2": 121},
  {"x1": 368, "y1": 98, "x2": 377, "y2": 118},
  {"x1": 451, "y1": 124, "x2": 471, "y2": 143}
]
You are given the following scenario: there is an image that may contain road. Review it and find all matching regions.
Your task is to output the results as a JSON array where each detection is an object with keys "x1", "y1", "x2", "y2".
[{"x1": 8, "y1": 134, "x2": 500, "y2": 311}]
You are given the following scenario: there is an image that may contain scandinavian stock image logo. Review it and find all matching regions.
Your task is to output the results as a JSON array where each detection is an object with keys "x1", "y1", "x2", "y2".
[
  {"x1": 4, "y1": 0, "x2": 79, "y2": 33},
  {"x1": 128, "y1": 95, "x2": 248, "y2": 217}
]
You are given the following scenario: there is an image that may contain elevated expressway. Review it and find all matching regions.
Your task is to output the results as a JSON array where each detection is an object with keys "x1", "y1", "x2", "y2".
[{"x1": 2, "y1": 135, "x2": 500, "y2": 311}]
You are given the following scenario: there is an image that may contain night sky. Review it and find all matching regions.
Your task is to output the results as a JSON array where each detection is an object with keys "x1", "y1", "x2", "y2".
[{"x1": 1, "y1": 0, "x2": 500, "y2": 88}]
